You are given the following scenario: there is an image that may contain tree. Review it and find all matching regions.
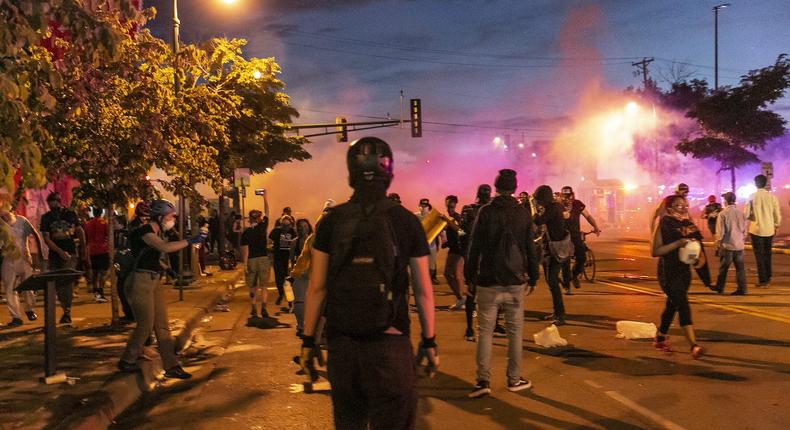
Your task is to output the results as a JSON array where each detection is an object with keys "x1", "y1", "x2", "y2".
[{"x1": 676, "y1": 55, "x2": 790, "y2": 191}]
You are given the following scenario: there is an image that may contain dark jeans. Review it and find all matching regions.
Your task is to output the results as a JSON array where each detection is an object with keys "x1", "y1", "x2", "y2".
[
  {"x1": 750, "y1": 234, "x2": 773, "y2": 284},
  {"x1": 327, "y1": 334, "x2": 416, "y2": 430},
  {"x1": 543, "y1": 256, "x2": 565, "y2": 317},
  {"x1": 694, "y1": 247, "x2": 712, "y2": 287},
  {"x1": 561, "y1": 238, "x2": 587, "y2": 285},
  {"x1": 272, "y1": 252, "x2": 290, "y2": 298},
  {"x1": 707, "y1": 219, "x2": 717, "y2": 236},
  {"x1": 117, "y1": 271, "x2": 135, "y2": 320},
  {"x1": 49, "y1": 257, "x2": 76, "y2": 312},
  {"x1": 657, "y1": 260, "x2": 692, "y2": 333},
  {"x1": 716, "y1": 249, "x2": 746, "y2": 292}
]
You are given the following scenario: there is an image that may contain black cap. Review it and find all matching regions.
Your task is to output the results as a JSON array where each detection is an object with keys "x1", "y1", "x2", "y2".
[
  {"x1": 419, "y1": 198, "x2": 430, "y2": 207},
  {"x1": 561, "y1": 186, "x2": 573, "y2": 195},
  {"x1": 388, "y1": 193, "x2": 401, "y2": 203},
  {"x1": 676, "y1": 183, "x2": 689, "y2": 193},
  {"x1": 721, "y1": 192, "x2": 736, "y2": 204}
]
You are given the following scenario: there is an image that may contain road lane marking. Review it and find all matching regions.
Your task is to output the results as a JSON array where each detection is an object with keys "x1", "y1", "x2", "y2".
[
  {"x1": 583, "y1": 379, "x2": 603, "y2": 389},
  {"x1": 604, "y1": 390, "x2": 688, "y2": 430},
  {"x1": 598, "y1": 279, "x2": 790, "y2": 324}
]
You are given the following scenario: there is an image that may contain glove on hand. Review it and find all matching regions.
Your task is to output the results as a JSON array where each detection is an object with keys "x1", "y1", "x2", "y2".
[
  {"x1": 300, "y1": 336, "x2": 324, "y2": 383},
  {"x1": 415, "y1": 336, "x2": 440, "y2": 378}
]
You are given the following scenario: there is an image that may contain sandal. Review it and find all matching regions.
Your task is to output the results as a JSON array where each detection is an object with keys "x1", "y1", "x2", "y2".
[{"x1": 691, "y1": 344, "x2": 704, "y2": 359}]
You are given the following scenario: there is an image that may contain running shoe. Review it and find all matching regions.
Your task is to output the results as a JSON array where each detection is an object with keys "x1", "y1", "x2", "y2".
[
  {"x1": 653, "y1": 338, "x2": 672, "y2": 353},
  {"x1": 572, "y1": 277, "x2": 581, "y2": 289},
  {"x1": 464, "y1": 328, "x2": 475, "y2": 342},
  {"x1": 59, "y1": 313, "x2": 72, "y2": 325},
  {"x1": 25, "y1": 311, "x2": 38, "y2": 321},
  {"x1": 564, "y1": 288, "x2": 572, "y2": 295},
  {"x1": 164, "y1": 366, "x2": 192, "y2": 379},
  {"x1": 449, "y1": 299, "x2": 465, "y2": 311},
  {"x1": 468, "y1": 380, "x2": 491, "y2": 398},
  {"x1": 7, "y1": 318, "x2": 23, "y2": 328},
  {"x1": 95, "y1": 294, "x2": 108, "y2": 303},
  {"x1": 494, "y1": 324, "x2": 507, "y2": 337},
  {"x1": 250, "y1": 305, "x2": 258, "y2": 318},
  {"x1": 507, "y1": 378, "x2": 532, "y2": 392}
]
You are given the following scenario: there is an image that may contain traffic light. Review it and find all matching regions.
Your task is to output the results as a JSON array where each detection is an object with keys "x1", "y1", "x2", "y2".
[
  {"x1": 410, "y1": 99, "x2": 422, "y2": 138},
  {"x1": 336, "y1": 116, "x2": 348, "y2": 142}
]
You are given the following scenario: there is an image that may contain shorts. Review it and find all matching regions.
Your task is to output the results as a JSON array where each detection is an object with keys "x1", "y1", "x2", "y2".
[
  {"x1": 90, "y1": 253, "x2": 110, "y2": 272},
  {"x1": 246, "y1": 256, "x2": 272, "y2": 289}
]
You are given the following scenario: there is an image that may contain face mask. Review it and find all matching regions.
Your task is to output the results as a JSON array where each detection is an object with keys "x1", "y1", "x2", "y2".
[{"x1": 163, "y1": 219, "x2": 176, "y2": 231}]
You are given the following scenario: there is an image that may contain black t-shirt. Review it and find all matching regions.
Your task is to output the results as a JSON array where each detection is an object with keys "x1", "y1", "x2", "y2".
[
  {"x1": 535, "y1": 202, "x2": 568, "y2": 242},
  {"x1": 314, "y1": 203, "x2": 430, "y2": 336},
  {"x1": 269, "y1": 226, "x2": 297, "y2": 255},
  {"x1": 564, "y1": 199, "x2": 586, "y2": 237},
  {"x1": 444, "y1": 211, "x2": 463, "y2": 255},
  {"x1": 40, "y1": 209, "x2": 79, "y2": 259},
  {"x1": 241, "y1": 218, "x2": 269, "y2": 258},
  {"x1": 129, "y1": 224, "x2": 163, "y2": 272},
  {"x1": 704, "y1": 203, "x2": 722, "y2": 223}
]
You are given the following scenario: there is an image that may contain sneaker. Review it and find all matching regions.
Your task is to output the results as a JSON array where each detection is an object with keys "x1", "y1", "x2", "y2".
[
  {"x1": 25, "y1": 311, "x2": 38, "y2": 321},
  {"x1": 653, "y1": 338, "x2": 672, "y2": 353},
  {"x1": 507, "y1": 378, "x2": 532, "y2": 392},
  {"x1": 493, "y1": 324, "x2": 507, "y2": 338},
  {"x1": 261, "y1": 308, "x2": 270, "y2": 319},
  {"x1": 59, "y1": 313, "x2": 72, "y2": 325},
  {"x1": 730, "y1": 290, "x2": 746, "y2": 296},
  {"x1": 564, "y1": 288, "x2": 572, "y2": 296},
  {"x1": 691, "y1": 344, "x2": 704, "y2": 359},
  {"x1": 449, "y1": 299, "x2": 465, "y2": 311},
  {"x1": 164, "y1": 366, "x2": 192, "y2": 379},
  {"x1": 464, "y1": 328, "x2": 475, "y2": 342},
  {"x1": 553, "y1": 316, "x2": 566, "y2": 326},
  {"x1": 572, "y1": 277, "x2": 581, "y2": 289},
  {"x1": 250, "y1": 306, "x2": 258, "y2": 318},
  {"x1": 117, "y1": 360, "x2": 139, "y2": 373},
  {"x1": 469, "y1": 380, "x2": 491, "y2": 398},
  {"x1": 95, "y1": 294, "x2": 108, "y2": 303},
  {"x1": 7, "y1": 318, "x2": 23, "y2": 328}
]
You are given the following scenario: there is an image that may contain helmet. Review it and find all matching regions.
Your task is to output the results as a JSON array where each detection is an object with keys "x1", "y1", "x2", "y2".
[
  {"x1": 678, "y1": 240, "x2": 701, "y2": 265},
  {"x1": 347, "y1": 137, "x2": 394, "y2": 188},
  {"x1": 134, "y1": 201, "x2": 151, "y2": 218},
  {"x1": 149, "y1": 199, "x2": 176, "y2": 218}
]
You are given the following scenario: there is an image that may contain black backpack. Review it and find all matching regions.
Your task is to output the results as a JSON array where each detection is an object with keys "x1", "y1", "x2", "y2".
[
  {"x1": 325, "y1": 199, "x2": 399, "y2": 337},
  {"x1": 492, "y1": 209, "x2": 527, "y2": 286}
]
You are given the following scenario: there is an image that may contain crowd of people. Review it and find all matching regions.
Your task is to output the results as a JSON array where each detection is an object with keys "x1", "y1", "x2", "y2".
[{"x1": 0, "y1": 135, "x2": 783, "y2": 429}]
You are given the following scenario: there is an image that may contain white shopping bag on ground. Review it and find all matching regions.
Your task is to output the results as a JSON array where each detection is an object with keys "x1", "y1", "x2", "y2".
[
  {"x1": 533, "y1": 324, "x2": 568, "y2": 347},
  {"x1": 615, "y1": 321, "x2": 657, "y2": 339}
]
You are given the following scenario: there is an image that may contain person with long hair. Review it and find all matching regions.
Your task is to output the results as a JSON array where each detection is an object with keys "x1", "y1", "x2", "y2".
[
  {"x1": 118, "y1": 199, "x2": 207, "y2": 378},
  {"x1": 651, "y1": 194, "x2": 705, "y2": 358},
  {"x1": 533, "y1": 185, "x2": 569, "y2": 326}
]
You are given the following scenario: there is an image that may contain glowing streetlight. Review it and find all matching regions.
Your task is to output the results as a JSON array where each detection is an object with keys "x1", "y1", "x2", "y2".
[
  {"x1": 625, "y1": 101, "x2": 639, "y2": 115},
  {"x1": 531, "y1": 152, "x2": 537, "y2": 158},
  {"x1": 252, "y1": 70, "x2": 262, "y2": 79},
  {"x1": 623, "y1": 182, "x2": 638, "y2": 192},
  {"x1": 517, "y1": 143, "x2": 525, "y2": 149},
  {"x1": 492, "y1": 136, "x2": 502, "y2": 146}
]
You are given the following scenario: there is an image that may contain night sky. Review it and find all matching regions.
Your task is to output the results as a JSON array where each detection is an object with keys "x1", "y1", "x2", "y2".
[{"x1": 144, "y1": 0, "x2": 790, "y2": 215}]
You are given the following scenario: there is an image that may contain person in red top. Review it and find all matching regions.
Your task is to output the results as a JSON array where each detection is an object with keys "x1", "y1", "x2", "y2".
[{"x1": 84, "y1": 207, "x2": 110, "y2": 303}]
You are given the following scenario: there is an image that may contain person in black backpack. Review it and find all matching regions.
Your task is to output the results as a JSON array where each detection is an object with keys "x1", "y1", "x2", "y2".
[
  {"x1": 301, "y1": 137, "x2": 438, "y2": 430},
  {"x1": 465, "y1": 169, "x2": 540, "y2": 398}
]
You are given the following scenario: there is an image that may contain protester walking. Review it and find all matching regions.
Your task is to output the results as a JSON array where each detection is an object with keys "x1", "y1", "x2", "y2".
[
  {"x1": 744, "y1": 174, "x2": 782, "y2": 288},
  {"x1": 117, "y1": 199, "x2": 206, "y2": 379},
  {"x1": 417, "y1": 199, "x2": 440, "y2": 285},
  {"x1": 443, "y1": 195, "x2": 466, "y2": 310},
  {"x1": 461, "y1": 184, "x2": 492, "y2": 340},
  {"x1": 465, "y1": 169, "x2": 539, "y2": 398},
  {"x1": 83, "y1": 207, "x2": 110, "y2": 303},
  {"x1": 301, "y1": 137, "x2": 437, "y2": 429},
  {"x1": 715, "y1": 192, "x2": 748, "y2": 295},
  {"x1": 0, "y1": 210, "x2": 42, "y2": 327},
  {"x1": 269, "y1": 215, "x2": 297, "y2": 306},
  {"x1": 533, "y1": 185, "x2": 570, "y2": 326},
  {"x1": 651, "y1": 195, "x2": 705, "y2": 358},
  {"x1": 241, "y1": 205, "x2": 271, "y2": 319},
  {"x1": 39, "y1": 192, "x2": 86, "y2": 324}
]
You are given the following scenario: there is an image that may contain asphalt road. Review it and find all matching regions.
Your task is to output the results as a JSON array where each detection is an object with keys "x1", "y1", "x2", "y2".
[{"x1": 112, "y1": 239, "x2": 790, "y2": 430}]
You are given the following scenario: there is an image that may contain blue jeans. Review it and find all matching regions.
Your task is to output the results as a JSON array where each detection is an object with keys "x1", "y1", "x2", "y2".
[
  {"x1": 716, "y1": 249, "x2": 746, "y2": 292},
  {"x1": 475, "y1": 284, "x2": 525, "y2": 385}
]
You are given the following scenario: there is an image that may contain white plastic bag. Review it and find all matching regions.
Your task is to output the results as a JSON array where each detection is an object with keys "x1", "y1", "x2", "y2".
[
  {"x1": 533, "y1": 324, "x2": 568, "y2": 347},
  {"x1": 284, "y1": 279, "x2": 295, "y2": 302},
  {"x1": 615, "y1": 320, "x2": 657, "y2": 339}
]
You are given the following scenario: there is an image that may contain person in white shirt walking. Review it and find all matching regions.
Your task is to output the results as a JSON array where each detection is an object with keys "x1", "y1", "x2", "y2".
[
  {"x1": 744, "y1": 175, "x2": 782, "y2": 288},
  {"x1": 1, "y1": 209, "x2": 43, "y2": 327},
  {"x1": 715, "y1": 192, "x2": 748, "y2": 295}
]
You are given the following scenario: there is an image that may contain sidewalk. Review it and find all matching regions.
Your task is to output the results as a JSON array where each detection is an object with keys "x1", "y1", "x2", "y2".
[{"x1": 0, "y1": 266, "x2": 243, "y2": 430}]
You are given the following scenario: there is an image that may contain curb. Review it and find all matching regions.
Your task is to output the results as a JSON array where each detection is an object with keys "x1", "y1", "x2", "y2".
[
  {"x1": 65, "y1": 270, "x2": 244, "y2": 430},
  {"x1": 618, "y1": 237, "x2": 790, "y2": 255}
]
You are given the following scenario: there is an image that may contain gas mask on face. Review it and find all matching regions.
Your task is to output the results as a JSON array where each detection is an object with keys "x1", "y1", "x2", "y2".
[{"x1": 163, "y1": 219, "x2": 176, "y2": 231}]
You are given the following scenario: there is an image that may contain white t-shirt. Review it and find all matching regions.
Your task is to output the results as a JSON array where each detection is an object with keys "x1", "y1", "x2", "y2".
[{"x1": 1, "y1": 216, "x2": 35, "y2": 261}]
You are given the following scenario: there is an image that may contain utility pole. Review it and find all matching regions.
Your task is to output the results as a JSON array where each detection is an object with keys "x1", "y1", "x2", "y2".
[
  {"x1": 631, "y1": 57, "x2": 654, "y2": 90},
  {"x1": 713, "y1": 4, "x2": 730, "y2": 90}
]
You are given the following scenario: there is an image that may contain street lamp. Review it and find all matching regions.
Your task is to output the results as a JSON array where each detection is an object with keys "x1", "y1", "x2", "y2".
[
  {"x1": 171, "y1": 0, "x2": 237, "y2": 291},
  {"x1": 713, "y1": 3, "x2": 730, "y2": 90}
]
